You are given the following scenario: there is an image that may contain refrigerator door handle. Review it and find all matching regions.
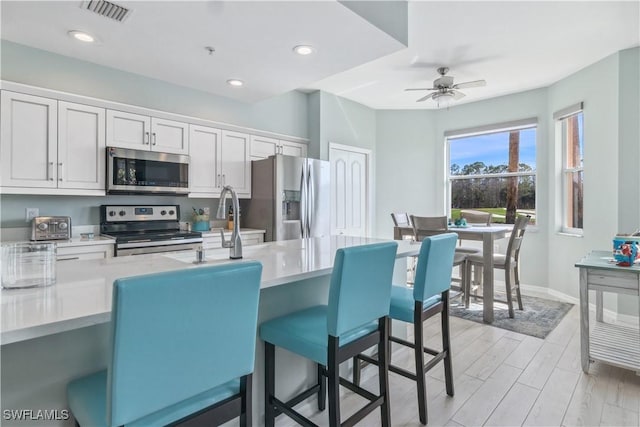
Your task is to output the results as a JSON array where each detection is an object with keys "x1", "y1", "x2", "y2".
[
  {"x1": 299, "y1": 162, "x2": 307, "y2": 238},
  {"x1": 307, "y1": 163, "x2": 313, "y2": 237}
]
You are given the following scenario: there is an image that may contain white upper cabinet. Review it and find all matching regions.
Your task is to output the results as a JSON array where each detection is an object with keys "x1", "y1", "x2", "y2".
[
  {"x1": 58, "y1": 101, "x2": 106, "y2": 190},
  {"x1": 1, "y1": 91, "x2": 58, "y2": 188},
  {"x1": 189, "y1": 127, "x2": 251, "y2": 198},
  {"x1": 220, "y1": 130, "x2": 251, "y2": 197},
  {"x1": 250, "y1": 135, "x2": 279, "y2": 160},
  {"x1": 106, "y1": 110, "x2": 188, "y2": 155},
  {"x1": 280, "y1": 140, "x2": 307, "y2": 158},
  {"x1": 1, "y1": 92, "x2": 105, "y2": 193},
  {"x1": 250, "y1": 135, "x2": 307, "y2": 160},
  {"x1": 189, "y1": 124, "x2": 221, "y2": 196}
]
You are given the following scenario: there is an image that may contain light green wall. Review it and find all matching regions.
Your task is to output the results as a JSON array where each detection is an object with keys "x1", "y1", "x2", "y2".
[
  {"x1": 375, "y1": 110, "x2": 435, "y2": 238},
  {"x1": 317, "y1": 91, "x2": 377, "y2": 161},
  {"x1": 1, "y1": 41, "x2": 309, "y2": 138}
]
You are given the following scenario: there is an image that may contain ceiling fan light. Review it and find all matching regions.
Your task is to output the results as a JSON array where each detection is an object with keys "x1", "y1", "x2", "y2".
[{"x1": 434, "y1": 92, "x2": 454, "y2": 108}]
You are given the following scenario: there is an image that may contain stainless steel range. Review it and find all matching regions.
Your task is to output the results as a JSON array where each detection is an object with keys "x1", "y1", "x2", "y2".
[{"x1": 100, "y1": 205, "x2": 202, "y2": 256}]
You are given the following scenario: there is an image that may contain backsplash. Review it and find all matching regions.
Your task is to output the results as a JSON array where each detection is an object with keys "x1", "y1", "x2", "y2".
[{"x1": 0, "y1": 194, "x2": 249, "y2": 228}]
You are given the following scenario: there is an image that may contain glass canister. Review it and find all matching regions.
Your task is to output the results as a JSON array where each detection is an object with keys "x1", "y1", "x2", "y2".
[{"x1": 1, "y1": 242, "x2": 57, "y2": 289}]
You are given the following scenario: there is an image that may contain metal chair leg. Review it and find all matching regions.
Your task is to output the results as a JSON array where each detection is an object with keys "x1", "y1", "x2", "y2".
[
  {"x1": 441, "y1": 292, "x2": 454, "y2": 397},
  {"x1": 327, "y1": 336, "x2": 341, "y2": 427},
  {"x1": 318, "y1": 363, "x2": 326, "y2": 411},
  {"x1": 378, "y1": 317, "x2": 391, "y2": 427},
  {"x1": 413, "y1": 304, "x2": 428, "y2": 425},
  {"x1": 264, "y1": 342, "x2": 276, "y2": 427}
]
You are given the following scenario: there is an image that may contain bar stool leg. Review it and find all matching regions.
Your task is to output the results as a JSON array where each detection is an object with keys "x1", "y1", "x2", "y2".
[
  {"x1": 413, "y1": 303, "x2": 428, "y2": 425},
  {"x1": 378, "y1": 317, "x2": 391, "y2": 427},
  {"x1": 264, "y1": 342, "x2": 276, "y2": 427},
  {"x1": 327, "y1": 336, "x2": 341, "y2": 427},
  {"x1": 318, "y1": 363, "x2": 326, "y2": 411},
  {"x1": 352, "y1": 356, "x2": 361, "y2": 386},
  {"x1": 240, "y1": 374, "x2": 252, "y2": 427},
  {"x1": 441, "y1": 291, "x2": 454, "y2": 397}
]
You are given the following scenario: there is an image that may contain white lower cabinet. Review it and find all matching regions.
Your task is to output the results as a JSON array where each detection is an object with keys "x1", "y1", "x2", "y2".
[
  {"x1": 202, "y1": 231, "x2": 264, "y2": 250},
  {"x1": 57, "y1": 244, "x2": 114, "y2": 261}
]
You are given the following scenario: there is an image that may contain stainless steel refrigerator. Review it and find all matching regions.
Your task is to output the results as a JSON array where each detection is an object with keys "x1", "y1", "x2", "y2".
[{"x1": 244, "y1": 155, "x2": 330, "y2": 241}]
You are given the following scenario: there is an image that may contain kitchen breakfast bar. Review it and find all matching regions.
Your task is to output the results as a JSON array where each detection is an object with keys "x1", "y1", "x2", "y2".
[{"x1": 1, "y1": 236, "x2": 418, "y2": 426}]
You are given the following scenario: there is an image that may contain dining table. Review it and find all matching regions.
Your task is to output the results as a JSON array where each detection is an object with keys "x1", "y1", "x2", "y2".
[{"x1": 394, "y1": 224, "x2": 510, "y2": 323}]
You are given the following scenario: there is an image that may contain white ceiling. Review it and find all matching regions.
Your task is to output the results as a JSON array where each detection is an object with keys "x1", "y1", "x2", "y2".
[{"x1": 1, "y1": 1, "x2": 639, "y2": 110}]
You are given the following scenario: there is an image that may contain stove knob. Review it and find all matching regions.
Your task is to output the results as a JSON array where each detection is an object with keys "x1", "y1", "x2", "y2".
[
  {"x1": 37, "y1": 222, "x2": 48, "y2": 231},
  {"x1": 108, "y1": 211, "x2": 116, "y2": 217},
  {"x1": 58, "y1": 222, "x2": 68, "y2": 230},
  {"x1": 119, "y1": 210, "x2": 126, "y2": 217},
  {"x1": 169, "y1": 210, "x2": 175, "y2": 216},
  {"x1": 161, "y1": 210, "x2": 167, "y2": 216}
]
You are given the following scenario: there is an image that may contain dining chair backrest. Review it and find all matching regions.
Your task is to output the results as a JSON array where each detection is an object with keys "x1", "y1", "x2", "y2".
[
  {"x1": 327, "y1": 242, "x2": 398, "y2": 338},
  {"x1": 410, "y1": 215, "x2": 448, "y2": 242},
  {"x1": 505, "y1": 215, "x2": 531, "y2": 267},
  {"x1": 107, "y1": 262, "x2": 263, "y2": 427},
  {"x1": 460, "y1": 210, "x2": 492, "y2": 225},
  {"x1": 413, "y1": 233, "x2": 458, "y2": 302},
  {"x1": 391, "y1": 212, "x2": 412, "y2": 227}
]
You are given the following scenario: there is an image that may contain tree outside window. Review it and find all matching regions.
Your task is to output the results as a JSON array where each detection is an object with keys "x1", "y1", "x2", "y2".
[{"x1": 448, "y1": 125, "x2": 537, "y2": 224}]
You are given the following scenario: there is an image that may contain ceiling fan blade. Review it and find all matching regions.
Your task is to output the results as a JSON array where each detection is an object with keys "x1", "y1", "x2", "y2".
[
  {"x1": 451, "y1": 90, "x2": 466, "y2": 100},
  {"x1": 404, "y1": 88, "x2": 436, "y2": 91},
  {"x1": 452, "y1": 79, "x2": 486, "y2": 89},
  {"x1": 416, "y1": 93, "x2": 436, "y2": 102}
]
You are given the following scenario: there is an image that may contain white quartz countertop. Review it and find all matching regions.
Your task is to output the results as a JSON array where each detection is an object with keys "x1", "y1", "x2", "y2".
[{"x1": 1, "y1": 236, "x2": 417, "y2": 345}]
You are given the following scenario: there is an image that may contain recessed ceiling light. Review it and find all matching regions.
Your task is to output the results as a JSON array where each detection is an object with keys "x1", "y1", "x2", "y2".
[
  {"x1": 227, "y1": 79, "x2": 244, "y2": 87},
  {"x1": 68, "y1": 30, "x2": 95, "y2": 43},
  {"x1": 293, "y1": 45, "x2": 315, "y2": 56}
]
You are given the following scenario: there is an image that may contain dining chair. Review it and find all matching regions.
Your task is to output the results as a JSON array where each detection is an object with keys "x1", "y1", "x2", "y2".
[
  {"x1": 460, "y1": 209, "x2": 492, "y2": 226},
  {"x1": 391, "y1": 212, "x2": 412, "y2": 227},
  {"x1": 352, "y1": 233, "x2": 458, "y2": 425},
  {"x1": 464, "y1": 215, "x2": 531, "y2": 317},
  {"x1": 67, "y1": 262, "x2": 262, "y2": 427},
  {"x1": 260, "y1": 242, "x2": 398, "y2": 427},
  {"x1": 410, "y1": 215, "x2": 473, "y2": 291}
]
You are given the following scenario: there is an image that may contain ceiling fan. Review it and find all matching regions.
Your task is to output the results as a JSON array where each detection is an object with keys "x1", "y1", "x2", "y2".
[{"x1": 405, "y1": 67, "x2": 486, "y2": 104}]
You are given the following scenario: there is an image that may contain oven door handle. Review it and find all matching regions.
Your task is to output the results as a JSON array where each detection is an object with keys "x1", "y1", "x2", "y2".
[{"x1": 117, "y1": 238, "x2": 203, "y2": 249}]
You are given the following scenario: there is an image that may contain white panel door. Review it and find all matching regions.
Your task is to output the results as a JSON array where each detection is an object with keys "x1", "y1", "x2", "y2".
[
  {"x1": 106, "y1": 110, "x2": 150, "y2": 150},
  {"x1": 330, "y1": 145, "x2": 369, "y2": 237},
  {"x1": 280, "y1": 140, "x2": 307, "y2": 158},
  {"x1": 1, "y1": 91, "x2": 58, "y2": 188},
  {"x1": 151, "y1": 118, "x2": 189, "y2": 155},
  {"x1": 58, "y1": 102, "x2": 106, "y2": 190},
  {"x1": 250, "y1": 135, "x2": 278, "y2": 160},
  {"x1": 220, "y1": 130, "x2": 251, "y2": 197},
  {"x1": 189, "y1": 125, "x2": 221, "y2": 196}
]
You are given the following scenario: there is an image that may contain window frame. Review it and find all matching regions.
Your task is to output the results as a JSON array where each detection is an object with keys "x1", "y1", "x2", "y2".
[
  {"x1": 445, "y1": 119, "x2": 538, "y2": 224},
  {"x1": 556, "y1": 104, "x2": 584, "y2": 235}
]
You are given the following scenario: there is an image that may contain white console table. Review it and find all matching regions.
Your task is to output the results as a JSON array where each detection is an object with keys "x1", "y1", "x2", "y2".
[{"x1": 575, "y1": 250, "x2": 640, "y2": 374}]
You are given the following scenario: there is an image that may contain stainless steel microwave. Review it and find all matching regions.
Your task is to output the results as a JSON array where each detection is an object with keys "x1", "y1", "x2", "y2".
[{"x1": 106, "y1": 147, "x2": 189, "y2": 195}]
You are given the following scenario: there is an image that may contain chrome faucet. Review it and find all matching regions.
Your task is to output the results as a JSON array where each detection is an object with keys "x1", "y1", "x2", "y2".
[{"x1": 216, "y1": 185, "x2": 242, "y2": 259}]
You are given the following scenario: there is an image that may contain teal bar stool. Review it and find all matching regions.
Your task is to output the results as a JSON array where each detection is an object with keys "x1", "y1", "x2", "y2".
[
  {"x1": 67, "y1": 262, "x2": 262, "y2": 427},
  {"x1": 353, "y1": 233, "x2": 458, "y2": 425},
  {"x1": 260, "y1": 242, "x2": 398, "y2": 427}
]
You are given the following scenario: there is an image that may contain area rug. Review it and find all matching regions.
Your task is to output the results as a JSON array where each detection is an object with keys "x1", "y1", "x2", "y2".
[{"x1": 449, "y1": 293, "x2": 573, "y2": 339}]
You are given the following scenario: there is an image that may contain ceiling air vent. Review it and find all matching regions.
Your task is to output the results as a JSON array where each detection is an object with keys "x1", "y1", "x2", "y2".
[{"x1": 82, "y1": 0, "x2": 131, "y2": 22}]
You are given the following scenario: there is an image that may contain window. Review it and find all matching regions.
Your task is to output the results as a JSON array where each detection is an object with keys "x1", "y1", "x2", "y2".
[
  {"x1": 447, "y1": 119, "x2": 537, "y2": 224},
  {"x1": 556, "y1": 103, "x2": 584, "y2": 233}
]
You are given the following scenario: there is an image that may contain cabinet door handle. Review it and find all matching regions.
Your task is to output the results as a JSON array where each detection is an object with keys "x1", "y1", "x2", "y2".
[
  {"x1": 152, "y1": 132, "x2": 157, "y2": 146},
  {"x1": 144, "y1": 132, "x2": 150, "y2": 145},
  {"x1": 58, "y1": 162, "x2": 63, "y2": 181},
  {"x1": 57, "y1": 256, "x2": 80, "y2": 261},
  {"x1": 48, "y1": 162, "x2": 54, "y2": 181},
  {"x1": 222, "y1": 174, "x2": 226, "y2": 186},
  {"x1": 216, "y1": 174, "x2": 220, "y2": 187}
]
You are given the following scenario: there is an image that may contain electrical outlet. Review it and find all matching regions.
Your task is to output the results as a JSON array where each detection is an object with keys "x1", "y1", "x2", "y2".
[{"x1": 25, "y1": 208, "x2": 39, "y2": 222}]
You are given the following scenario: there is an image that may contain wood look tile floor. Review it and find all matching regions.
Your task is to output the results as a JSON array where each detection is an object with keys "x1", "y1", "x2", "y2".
[{"x1": 260, "y1": 295, "x2": 640, "y2": 427}]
